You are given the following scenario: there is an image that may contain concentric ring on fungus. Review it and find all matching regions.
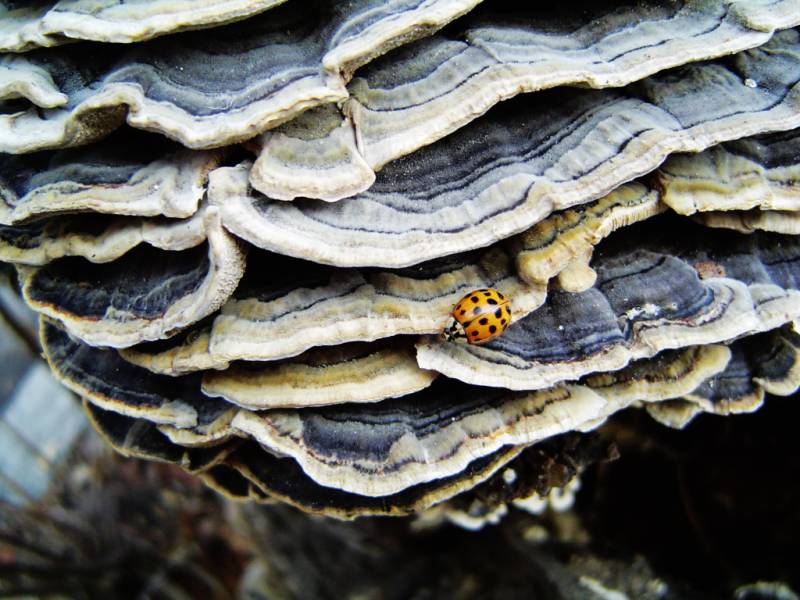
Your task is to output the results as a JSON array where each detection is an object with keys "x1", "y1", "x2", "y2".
[
  {"x1": 214, "y1": 30, "x2": 800, "y2": 268},
  {"x1": 4, "y1": 2, "x2": 800, "y2": 520}
]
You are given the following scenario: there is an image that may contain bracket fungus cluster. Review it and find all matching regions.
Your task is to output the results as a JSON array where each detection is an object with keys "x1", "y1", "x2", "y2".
[{"x1": 3, "y1": 0, "x2": 800, "y2": 521}]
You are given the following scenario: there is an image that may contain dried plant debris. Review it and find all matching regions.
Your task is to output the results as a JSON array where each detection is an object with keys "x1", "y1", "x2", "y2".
[
  {"x1": 230, "y1": 345, "x2": 727, "y2": 497},
  {"x1": 0, "y1": 131, "x2": 220, "y2": 225},
  {"x1": 119, "y1": 246, "x2": 544, "y2": 371},
  {"x1": 423, "y1": 433, "x2": 615, "y2": 529},
  {"x1": 201, "y1": 339, "x2": 438, "y2": 410},
  {"x1": 419, "y1": 218, "x2": 800, "y2": 390},
  {"x1": 659, "y1": 128, "x2": 800, "y2": 214},
  {"x1": 218, "y1": 31, "x2": 800, "y2": 267},
  {"x1": 346, "y1": 0, "x2": 800, "y2": 174},
  {"x1": 19, "y1": 208, "x2": 245, "y2": 347},
  {"x1": 0, "y1": 0, "x2": 482, "y2": 152},
  {"x1": 0, "y1": 206, "x2": 207, "y2": 265},
  {"x1": 0, "y1": 0, "x2": 289, "y2": 52},
  {"x1": 83, "y1": 400, "x2": 234, "y2": 473}
]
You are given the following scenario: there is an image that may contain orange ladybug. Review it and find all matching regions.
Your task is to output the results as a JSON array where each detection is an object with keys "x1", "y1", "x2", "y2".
[{"x1": 442, "y1": 288, "x2": 511, "y2": 344}]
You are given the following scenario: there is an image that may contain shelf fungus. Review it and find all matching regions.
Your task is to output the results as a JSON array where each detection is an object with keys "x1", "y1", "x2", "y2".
[
  {"x1": 4, "y1": 3, "x2": 800, "y2": 519},
  {"x1": 251, "y1": 1, "x2": 800, "y2": 201},
  {"x1": 0, "y1": 0, "x2": 481, "y2": 152},
  {"x1": 0, "y1": 205, "x2": 208, "y2": 266},
  {"x1": 348, "y1": 0, "x2": 800, "y2": 171},
  {"x1": 659, "y1": 128, "x2": 800, "y2": 214},
  {"x1": 116, "y1": 245, "x2": 545, "y2": 371},
  {"x1": 419, "y1": 218, "x2": 800, "y2": 390},
  {"x1": 421, "y1": 460, "x2": 594, "y2": 532},
  {"x1": 647, "y1": 325, "x2": 800, "y2": 428},
  {"x1": 0, "y1": 0, "x2": 290, "y2": 52},
  {"x1": 52, "y1": 310, "x2": 728, "y2": 504},
  {"x1": 0, "y1": 131, "x2": 221, "y2": 224},
  {"x1": 215, "y1": 31, "x2": 800, "y2": 268},
  {"x1": 20, "y1": 208, "x2": 246, "y2": 347},
  {"x1": 201, "y1": 339, "x2": 438, "y2": 410},
  {"x1": 83, "y1": 400, "x2": 236, "y2": 474},
  {"x1": 509, "y1": 126, "x2": 800, "y2": 289}
]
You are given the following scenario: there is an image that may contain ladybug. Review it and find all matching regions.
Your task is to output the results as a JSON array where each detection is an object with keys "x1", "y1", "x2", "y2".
[{"x1": 442, "y1": 288, "x2": 512, "y2": 344}]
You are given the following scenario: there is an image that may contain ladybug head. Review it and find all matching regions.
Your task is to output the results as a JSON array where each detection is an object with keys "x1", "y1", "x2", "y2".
[{"x1": 441, "y1": 316, "x2": 468, "y2": 343}]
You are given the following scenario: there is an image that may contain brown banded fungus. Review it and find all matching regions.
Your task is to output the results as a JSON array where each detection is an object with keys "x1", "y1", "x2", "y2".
[
  {"x1": 0, "y1": 130, "x2": 221, "y2": 224},
  {"x1": 251, "y1": 1, "x2": 800, "y2": 200},
  {"x1": 0, "y1": 0, "x2": 482, "y2": 152},
  {"x1": 0, "y1": 205, "x2": 208, "y2": 265},
  {"x1": 419, "y1": 218, "x2": 800, "y2": 390},
  {"x1": 0, "y1": 0, "x2": 290, "y2": 51},
  {"x1": 647, "y1": 324, "x2": 800, "y2": 428},
  {"x1": 3, "y1": 3, "x2": 800, "y2": 520},
  {"x1": 114, "y1": 246, "x2": 546, "y2": 370},
  {"x1": 215, "y1": 31, "x2": 800, "y2": 268}
]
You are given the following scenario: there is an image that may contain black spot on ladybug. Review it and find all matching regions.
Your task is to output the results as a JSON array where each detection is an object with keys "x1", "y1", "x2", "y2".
[
  {"x1": 471, "y1": 330, "x2": 479, "y2": 336},
  {"x1": 484, "y1": 291, "x2": 491, "y2": 296},
  {"x1": 479, "y1": 317, "x2": 489, "y2": 325},
  {"x1": 473, "y1": 307, "x2": 482, "y2": 315},
  {"x1": 494, "y1": 308, "x2": 502, "y2": 318},
  {"x1": 487, "y1": 298, "x2": 498, "y2": 305},
  {"x1": 505, "y1": 306, "x2": 511, "y2": 314},
  {"x1": 471, "y1": 296, "x2": 479, "y2": 303},
  {"x1": 501, "y1": 319, "x2": 507, "y2": 325},
  {"x1": 489, "y1": 325, "x2": 497, "y2": 334},
  {"x1": 498, "y1": 293, "x2": 505, "y2": 300},
  {"x1": 459, "y1": 309, "x2": 466, "y2": 315}
]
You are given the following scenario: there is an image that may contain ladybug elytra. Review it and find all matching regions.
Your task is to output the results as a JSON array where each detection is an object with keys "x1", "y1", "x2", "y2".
[{"x1": 442, "y1": 288, "x2": 511, "y2": 344}]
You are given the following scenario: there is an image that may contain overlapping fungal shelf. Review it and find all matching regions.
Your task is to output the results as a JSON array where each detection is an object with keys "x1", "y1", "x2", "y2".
[
  {"x1": 217, "y1": 29, "x2": 800, "y2": 267},
  {"x1": 0, "y1": 0, "x2": 290, "y2": 51},
  {"x1": 0, "y1": 0, "x2": 481, "y2": 151},
  {"x1": 3, "y1": 0, "x2": 800, "y2": 520}
]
